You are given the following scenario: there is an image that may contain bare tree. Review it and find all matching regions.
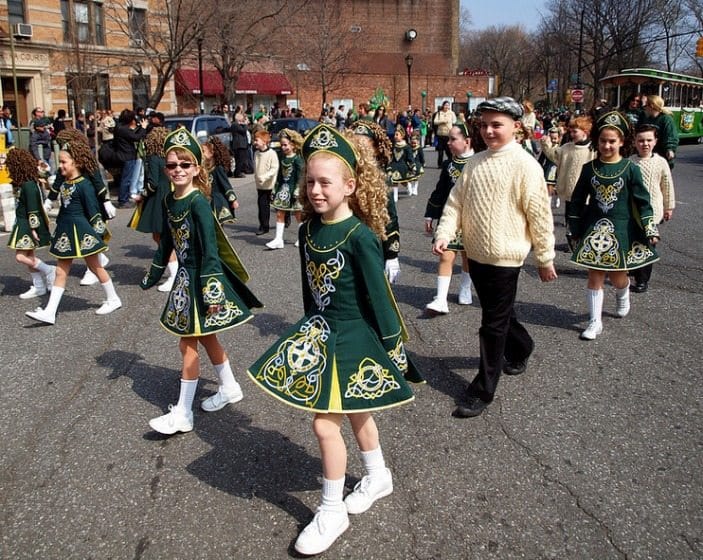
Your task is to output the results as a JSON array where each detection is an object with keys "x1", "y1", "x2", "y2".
[{"x1": 104, "y1": 0, "x2": 214, "y2": 108}]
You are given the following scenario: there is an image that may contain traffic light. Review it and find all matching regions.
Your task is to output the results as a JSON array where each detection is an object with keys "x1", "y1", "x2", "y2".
[{"x1": 697, "y1": 37, "x2": 703, "y2": 57}]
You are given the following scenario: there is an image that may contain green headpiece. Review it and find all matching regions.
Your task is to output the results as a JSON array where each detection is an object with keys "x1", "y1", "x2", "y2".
[
  {"x1": 596, "y1": 111, "x2": 630, "y2": 138},
  {"x1": 454, "y1": 121, "x2": 470, "y2": 138},
  {"x1": 302, "y1": 124, "x2": 358, "y2": 176},
  {"x1": 351, "y1": 122, "x2": 375, "y2": 139},
  {"x1": 163, "y1": 127, "x2": 202, "y2": 164}
]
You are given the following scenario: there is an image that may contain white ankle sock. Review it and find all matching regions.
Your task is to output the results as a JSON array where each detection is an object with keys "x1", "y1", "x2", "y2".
[
  {"x1": 213, "y1": 360, "x2": 238, "y2": 392},
  {"x1": 587, "y1": 288, "x2": 603, "y2": 322},
  {"x1": 321, "y1": 476, "x2": 345, "y2": 509},
  {"x1": 360, "y1": 447, "x2": 386, "y2": 478},
  {"x1": 435, "y1": 276, "x2": 451, "y2": 302},
  {"x1": 166, "y1": 260, "x2": 178, "y2": 278},
  {"x1": 175, "y1": 378, "x2": 198, "y2": 413}
]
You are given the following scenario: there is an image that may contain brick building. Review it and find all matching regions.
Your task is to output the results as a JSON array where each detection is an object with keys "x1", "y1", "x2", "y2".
[{"x1": 0, "y1": 0, "x2": 177, "y2": 128}]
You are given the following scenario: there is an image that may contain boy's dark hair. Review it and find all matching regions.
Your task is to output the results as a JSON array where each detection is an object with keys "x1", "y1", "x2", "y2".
[{"x1": 635, "y1": 123, "x2": 658, "y2": 137}]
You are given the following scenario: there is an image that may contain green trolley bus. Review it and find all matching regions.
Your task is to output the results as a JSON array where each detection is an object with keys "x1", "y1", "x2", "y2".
[{"x1": 600, "y1": 67, "x2": 703, "y2": 140}]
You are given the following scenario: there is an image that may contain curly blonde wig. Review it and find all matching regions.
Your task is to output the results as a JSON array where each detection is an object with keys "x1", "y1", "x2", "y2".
[
  {"x1": 349, "y1": 120, "x2": 392, "y2": 166},
  {"x1": 144, "y1": 126, "x2": 169, "y2": 157},
  {"x1": 6, "y1": 148, "x2": 39, "y2": 188},
  {"x1": 279, "y1": 128, "x2": 304, "y2": 152},
  {"x1": 166, "y1": 147, "x2": 211, "y2": 199},
  {"x1": 300, "y1": 130, "x2": 389, "y2": 239},
  {"x1": 61, "y1": 141, "x2": 98, "y2": 175}
]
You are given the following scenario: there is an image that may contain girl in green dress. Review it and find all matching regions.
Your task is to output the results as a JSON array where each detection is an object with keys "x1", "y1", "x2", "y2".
[
  {"x1": 249, "y1": 124, "x2": 422, "y2": 556},
  {"x1": 26, "y1": 141, "x2": 120, "y2": 325},
  {"x1": 568, "y1": 111, "x2": 659, "y2": 340},
  {"x1": 266, "y1": 128, "x2": 304, "y2": 249},
  {"x1": 202, "y1": 136, "x2": 238, "y2": 224},
  {"x1": 140, "y1": 128, "x2": 262, "y2": 435},
  {"x1": 6, "y1": 148, "x2": 55, "y2": 299}
]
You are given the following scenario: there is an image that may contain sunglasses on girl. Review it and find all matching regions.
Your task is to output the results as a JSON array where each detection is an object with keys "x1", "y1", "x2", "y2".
[{"x1": 165, "y1": 162, "x2": 196, "y2": 170}]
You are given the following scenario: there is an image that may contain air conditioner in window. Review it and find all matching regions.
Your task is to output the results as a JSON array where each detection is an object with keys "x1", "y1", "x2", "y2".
[{"x1": 13, "y1": 23, "x2": 33, "y2": 39}]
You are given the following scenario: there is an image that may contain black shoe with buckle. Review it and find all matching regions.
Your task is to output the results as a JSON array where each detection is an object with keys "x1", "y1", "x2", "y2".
[
  {"x1": 452, "y1": 396, "x2": 489, "y2": 418},
  {"x1": 503, "y1": 358, "x2": 528, "y2": 376}
]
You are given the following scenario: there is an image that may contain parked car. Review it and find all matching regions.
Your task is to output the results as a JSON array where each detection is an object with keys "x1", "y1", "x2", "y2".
[
  {"x1": 163, "y1": 115, "x2": 232, "y2": 147},
  {"x1": 266, "y1": 117, "x2": 319, "y2": 151}
]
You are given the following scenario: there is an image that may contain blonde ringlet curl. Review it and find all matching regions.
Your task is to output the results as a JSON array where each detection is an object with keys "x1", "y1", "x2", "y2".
[
  {"x1": 300, "y1": 130, "x2": 389, "y2": 240},
  {"x1": 166, "y1": 147, "x2": 211, "y2": 199},
  {"x1": 144, "y1": 126, "x2": 169, "y2": 157}
]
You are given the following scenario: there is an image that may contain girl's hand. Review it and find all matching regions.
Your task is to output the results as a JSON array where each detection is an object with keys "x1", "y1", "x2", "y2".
[
  {"x1": 232, "y1": 200, "x2": 239, "y2": 210},
  {"x1": 424, "y1": 218, "x2": 433, "y2": 233},
  {"x1": 663, "y1": 209, "x2": 673, "y2": 221},
  {"x1": 432, "y1": 239, "x2": 448, "y2": 256},
  {"x1": 31, "y1": 229, "x2": 39, "y2": 242},
  {"x1": 649, "y1": 236, "x2": 660, "y2": 245}
]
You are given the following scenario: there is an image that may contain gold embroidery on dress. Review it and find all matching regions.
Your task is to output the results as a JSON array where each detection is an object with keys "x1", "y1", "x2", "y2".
[
  {"x1": 256, "y1": 315, "x2": 330, "y2": 408},
  {"x1": 80, "y1": 234, "x2": 99, "y2": 250},
  {"x1": 626, "y1": 241, "x2": 655, "y2": 266},
  {"x1": 15, "y1": 234, "x2": 34, "y2": 249},
  {"x1": 59, "y1": 184, "x2": 76, "y2": 208},
  {"x1": 165, "y1": 268, "x2": 191, "y2": 332},
  {"x1": 28, "y1": 213, "x2": 40, "y2": 228},
  {"x1": 204, "y1": 301, "x2": 243, "y2": 328},
  {"x1": 591, "y1": 174, "x2": 624, "y2": 213},
  {"x1": 576, "y1": 218, "x2": 621, "y2": 267},
  {"x1": 202, "y1": 277, "x2": 225, "y2": 305},
  {"x1": 305, "y1": 247, "x2": 344, "y2": 311},
  {"x1": 172, "y1": 220, "x2": 190, "y2": 261},
  {"x1": 386, "y1": 338, "x2": 408, "y2": 373},
  {"x1": 54, "y1": 232, "x2": 72, "y2": 253},
  {"x1": 345, "y1": 357, "x2": 400, "y2": 400}
]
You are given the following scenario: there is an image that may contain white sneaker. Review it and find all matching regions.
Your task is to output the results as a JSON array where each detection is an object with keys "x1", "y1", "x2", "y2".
[
  {"x1": 294, "y1": 506, "x2": 349, "y2": 556},
  {"x1": 96, "y1": 298, "x2": 122, "y2": 315},
  {"x1": 157, "y1": 275, "x2": 175, "y2": 292},
  {"x1": 294, "y1": 239, "x2": 299, "y2": 247},
  {"x1": 149, "y1": 405, "x2": 194, "y2": 435},
  {"x1": 554, "y1": 196, "x2": 561, "y2": 209},
  {"x1": 580, "y1": 320, "x2": 603, "y2": 340},
  {"x1": 425, "y1": 298, "x2": 449, "y2": 315},
  {"x1": 458, "y1": 284, "x2": 473, "y2": 305},
  {"x1": 44, "y1": 266, "x2": 56, "y2": 291},
  {"x1": 344, "y1": 468, "x2": 393, "y2": 514},
  {"x1": 265, "y1": 238, "x2": 284, "y2": 250},
  {"x1": 615, "y1": 292, "x2": 630, "y2": 318},
  {"x1": 26, "y1": 307, "x2": 56, "y2": 325},
  {"x1": 201, "y1": 383, "x2": 243, "y2": 412},
  {"x1": 19, "y1": 285, "x2": 47, "y2": 299},
  {"x1": 80, "y1": 269, "x2": 100, "y2": 286}
]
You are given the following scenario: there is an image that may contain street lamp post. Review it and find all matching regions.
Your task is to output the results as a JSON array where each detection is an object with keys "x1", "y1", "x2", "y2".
[
  {"x1": 466, "y1": 91, "x2": 473, "y2": 115},
  {"x1": 197, "y1": 36, "x2": 205, "y2": 114},
  {"x1": 405, "y1": 54, "x2": 413, "y2": 107}
]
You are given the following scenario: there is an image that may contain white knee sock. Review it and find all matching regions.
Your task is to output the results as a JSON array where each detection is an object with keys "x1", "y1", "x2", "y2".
[
  {"x1": 213, "y1": 360, "x2": 238, "y2": 392},
  {"x1": 321, "y1": 476, "x2": 345, "y2": 509},
  {"x1": 392, "y1": 186, "x2": 398, "y2": 202},
  {"x1": 435, "y1": 275, "x2": 451, "y2": 303},
  {"x1": 360, "y1": 447, "x2": 386, "y2": 478},
  {"x1": 460, "y1": 271, "x2": 472, "y2": 291},
  {"x1": 101, "y1": 279, "x2": 119, "y2": 302},
  {"x1": 274, "y1": 221, "x2": 285, "y2": 241},
  {"x1": 175, "y1": 378, "x2": 198, "y2": 413},
  {"x1": 98, "y1": 252, "x2": 109, "y2": 267},
  {"x1": 33, "y1": 258, "x2": 52, "y2": 276},
  {"x1": 44, "y1": 286, "x2": 65, "y2": 316},
  {"x1": 30, "y1": 272, "x2": 45, "y2": 290},
  {"x1": 587, "y1": 288, "x2": 603, "y2": 322}
]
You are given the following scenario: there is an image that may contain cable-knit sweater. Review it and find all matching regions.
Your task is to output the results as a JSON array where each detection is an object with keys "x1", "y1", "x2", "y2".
[
  {"x1": 540, "y1": 140, "x2": 596, "y2": 200},
  {"x1": 435, "y1": 142, "x2": 555, "y2": 268},
  {"x1": 630, "y1": 153, "x2": 675, "y2": 223},
  {"x1": 254, "y1": 147, "x2": 279, "y2": 190}
]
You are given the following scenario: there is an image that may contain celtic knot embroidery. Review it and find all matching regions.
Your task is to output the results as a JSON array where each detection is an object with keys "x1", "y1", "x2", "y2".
[
  {"x1": 626, "y1": 242, "x2": 655, "y2": 266},
  {"x1": 165, "y1": 268, "x2": 191, "y2": 332},
  {"x1": 28, "y1": 213, "x2": 40, "y2": 228},
  {"x1": 305, "y1": 247, "x2": 344, "y2": 311},
  {"x1": 60, "y1": 184, "x2": 76, "y2": 208},
  {"x1": 202, "y1": 277, "x2": 225, "y2": 305},
  {"x1": 386, "y1": 338, "x2": 408, "y2": 373},
  {"x1": 172, "y1": 220, "x2": 190, "y2": 261},
  {"x1": 576, "y1": 218, "x2": 621, "y2": 268},
  {"x1": 308, "y1": 127, "x2": 338, "y2": 150},
  {"x1": 256, "y1": 315, "x2": 331, "y2": 408},
  {"x1": 54, "y1": 232, "x2": 72, "y2": 253},
  {"x1": 345, "y1": 357, "x2": 401, "y2": 400},
  {"x1": 591, "y1": 175, "x2": 624, "y2": 213},
  {"x1": 80, "y1": 234, "x2": 99, "y2": 251},
  {"x1": 15, "y1": 234, "x2": 34, "y2": 249}
]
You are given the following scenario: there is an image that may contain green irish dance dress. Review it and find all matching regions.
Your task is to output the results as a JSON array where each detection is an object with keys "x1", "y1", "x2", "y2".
[
  {"x1": 129, "y1": 153, "x2": 170, "y2": 234},
  {"x1": 209, "y1": 164, "x2": 237, "y2": 224},
  {"x1": 271, "y1": 153, "x2": 304, "y2": 212},
  {"x1": 387, "y1": 141, "x2": 416, "y2": 184},
  {"x1": 7, "y1": 180, "x2": 52, "y2": 250},
  {"x1": 141, "y1": 189, "x2": 262, "y2": 337},
  {"x1": 49, "y1": 176, "x2": 109, "y2": 259},
  {"x1": 248, "y1": 214, "x2": 423, "y2": 413},
  {"x1": 568, "y1": 158, "x2": 659, "y2": 271}
]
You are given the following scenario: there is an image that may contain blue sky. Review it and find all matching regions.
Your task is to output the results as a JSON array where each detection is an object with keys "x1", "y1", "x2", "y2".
[{"x1": 461, "y1": 0, "x2": 548, "y2": 31}]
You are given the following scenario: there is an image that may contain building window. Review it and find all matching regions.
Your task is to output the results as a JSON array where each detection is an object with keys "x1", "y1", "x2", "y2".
[
  {"x1": 66, "y1": 73, "x2": 111, "y2": 116},
  {"x1": 128, "y1": 7, "x2": 146, "y2": 45},
  {"x1": 131, "y1": 74, "x2": 151, "y2": 109},
  {"x1": 7, "y1": 0, "x2": 25, "y2": 25},
  {"x1": 61, "y1": 0, "x2": 105, "y2": 45}
]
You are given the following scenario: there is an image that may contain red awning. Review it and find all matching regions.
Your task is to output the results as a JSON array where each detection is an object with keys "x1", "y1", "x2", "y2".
[{"x1": 174, "y1": 69, "x2": 292, "y2": 96}]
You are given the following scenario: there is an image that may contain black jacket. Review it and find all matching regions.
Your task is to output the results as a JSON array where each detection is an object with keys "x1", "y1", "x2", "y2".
[{"x1": 113, "y1": 124, "x2": 147, "y2": 161}]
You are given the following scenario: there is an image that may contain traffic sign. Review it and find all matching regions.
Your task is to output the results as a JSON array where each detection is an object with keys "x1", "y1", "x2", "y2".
[{"x1": 571, "y1": 89, "x2": 584, "y2": 103}]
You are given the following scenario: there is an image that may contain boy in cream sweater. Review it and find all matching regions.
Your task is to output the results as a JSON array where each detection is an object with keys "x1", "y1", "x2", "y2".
[
  {"x1": 253, "y1": 129, "x2": 279, "y2": 235},
  {"x1": 433, "y1": 97, "x2": 557, "y2": 418}
]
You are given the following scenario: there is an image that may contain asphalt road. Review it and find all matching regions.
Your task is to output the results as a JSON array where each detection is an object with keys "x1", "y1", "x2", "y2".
[{"x1": 1, "y1": 144, "x2": 701, "y2": 559}]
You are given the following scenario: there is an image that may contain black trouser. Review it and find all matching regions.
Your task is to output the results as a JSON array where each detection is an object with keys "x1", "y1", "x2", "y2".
[
  {"x1": 234, "y1": 147, "x2": 248, "y2": 176},
  {"x1": 436, "y1": 135, "x2": 450, "y2": 166},
  {"x1": 467, "y1": 260, "x2": 534, "y2": 403},
  {"x1": 632, "y1": 264, "x2": 653, "y2": 285},
  {"x1": 257, "y1": 190, "x2": 271, "y2": 232}
]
